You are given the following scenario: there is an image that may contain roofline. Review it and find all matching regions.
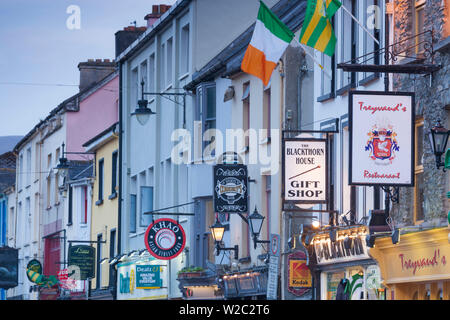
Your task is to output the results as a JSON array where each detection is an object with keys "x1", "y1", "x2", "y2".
[
  {"x1": 115, "y1": 0, "x2": 192, "y2": 63},
  {"x1": 14, "y1": 69, "x2": 118, "y2": 153},
  {"x1": 82, "y1": 122, "x2": 119, "y2": 150}
]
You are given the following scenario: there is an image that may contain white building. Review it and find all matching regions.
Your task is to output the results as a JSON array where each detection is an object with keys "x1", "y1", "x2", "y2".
[{"x1": 117, "y1": 0, "x2": 280, "y2": 300}]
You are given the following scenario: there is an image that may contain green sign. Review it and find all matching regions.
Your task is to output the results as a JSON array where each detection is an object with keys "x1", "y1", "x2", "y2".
[
  {"x1": 68, "y1": 245, "x2": 95, "y2": 280},
  {"x1": 26, "y1": 259, "x2": 42, "y2": 282},
  {"x1": 136, "y1": 264, "x2": 162, "y2": 289}
]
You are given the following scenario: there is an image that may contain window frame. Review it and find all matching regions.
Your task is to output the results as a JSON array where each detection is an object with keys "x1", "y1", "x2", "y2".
[{"x1": 414, "y1": 117, "x2": 424, "y2": 224}]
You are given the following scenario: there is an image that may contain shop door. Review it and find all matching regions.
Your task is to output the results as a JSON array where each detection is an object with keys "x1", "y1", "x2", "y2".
[{"x1": 44, "y1": 237, "x2": 61, "y2": 277}]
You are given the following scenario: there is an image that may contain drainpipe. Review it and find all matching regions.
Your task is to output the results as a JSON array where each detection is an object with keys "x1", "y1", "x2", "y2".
[
  {"x1": 278, "y1": 59, "x2": 285, "y2": 300},
  {"x1": 118, "y1": 62, "x2": 123, "y2": 257}
]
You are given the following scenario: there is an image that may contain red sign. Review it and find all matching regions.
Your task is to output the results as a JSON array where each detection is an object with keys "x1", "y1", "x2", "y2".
[
  {"x1": 144, "y1": 218, "x2": 186, "y2": 260},
  {"x1": 57, "y1": 268, "x2": 77, "y2": 290}
]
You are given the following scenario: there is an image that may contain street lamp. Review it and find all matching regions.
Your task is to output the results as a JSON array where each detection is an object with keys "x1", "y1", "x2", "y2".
[
  {"x1": 429, "y1": 121, "x2": 450, "y2": 170},
  {"x1": 248, "y1": 206, "x2": 270, "y2": 249},
  {"x1": 131, "y1": 79, "x2": 156, "y2": 126},
  {"x1": 209, "y1": 220, "x2": 239, "y2": 260}
]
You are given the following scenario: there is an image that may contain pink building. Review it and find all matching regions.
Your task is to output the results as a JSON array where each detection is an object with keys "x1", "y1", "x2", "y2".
[{"x1": 66, "y1": 60, "x2": 119, "y2": 161}]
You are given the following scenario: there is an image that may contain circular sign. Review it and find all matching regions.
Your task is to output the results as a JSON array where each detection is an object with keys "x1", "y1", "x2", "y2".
[{"x1": 144, "y1": 218, "x2": 186, "y2": 260}]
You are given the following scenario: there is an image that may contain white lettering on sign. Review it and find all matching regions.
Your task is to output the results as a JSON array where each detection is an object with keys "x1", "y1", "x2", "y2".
[{"x1": 284, "y1": 140, "x2": 327, "y2": 203}]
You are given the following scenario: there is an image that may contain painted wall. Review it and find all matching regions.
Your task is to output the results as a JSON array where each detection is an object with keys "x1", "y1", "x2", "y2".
[
  {"x1": 90, "y1": 136, "x2": 118, "y2": 289},
  {"x1": 66, "y1": 75, "x2": 119, "y2": 161}
]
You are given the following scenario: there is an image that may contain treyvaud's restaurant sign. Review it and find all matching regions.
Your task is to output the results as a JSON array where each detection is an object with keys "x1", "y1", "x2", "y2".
[
  {"x1": 283, "y1": 138, "x2": 327, "y2": 204},
  {"x1": 349, "y1": 91, "x2": 415, "y2": 186}
]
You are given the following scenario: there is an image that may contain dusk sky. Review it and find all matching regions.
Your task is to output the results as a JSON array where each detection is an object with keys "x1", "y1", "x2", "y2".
[{"x1": 0, "y1": 0, "x2": 176, "y2": 137}]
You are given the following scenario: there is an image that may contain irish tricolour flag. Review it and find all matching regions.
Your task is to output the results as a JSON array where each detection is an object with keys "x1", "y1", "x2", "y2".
[{"x1": 241, "y1": 1, "x2": 294, "y2": 86}]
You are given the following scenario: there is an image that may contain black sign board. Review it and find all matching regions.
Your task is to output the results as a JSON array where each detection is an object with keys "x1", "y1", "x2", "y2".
[
  {"x1": 213, "y1": 164, "x2": 248, "y2": 214},
  {"x1": 0, "y1": 246, "x2": 18, "y2": 289},
  {"x1": 68, "y1": 245, "x2": 95, "y2": 280}
]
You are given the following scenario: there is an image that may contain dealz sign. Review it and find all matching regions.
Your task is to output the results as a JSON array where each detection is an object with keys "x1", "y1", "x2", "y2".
[
  {"x1": 283, "y1": 138, "x2": 327, "y2": 204},
  {"x1": 213, "y1": 164, "x2": 248, "y2": 214},
  {"x1": 145, "y1": 218, "x2": 186, "y2": 260},
  {"x1": 349, "y1": 91, "x2": 415, "y2": 186}
]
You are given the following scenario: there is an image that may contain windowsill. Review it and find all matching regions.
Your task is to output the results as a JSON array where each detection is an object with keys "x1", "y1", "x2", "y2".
[
  {"x1": 95, "y1": 199, "x2": 103, "y2": 206},
  {"x1": 359, "y1": 73, "x2": 380, "y2": 86},
  {"x1": 66, "y1": 222, "x2": 73, "y2": 227},
  {"x1": 129, "y1": 232, "x2": 137, "y2": 238},
  {"x1": 46, "y1": 206, "x2": 52, "y2": 211},
  {"x1": 317, "y1": 92, "x2": 335, "y2": 103},
  {"x1": 80, "y1": 223, "x2": 88, "y2": 228},
  {"x1": 238, "y1": 256, "x2": 251, "y2": 264},
  {"x1": 18, "y1": 189, "x2": 22, "y2": 194},
  {"x1": 25, "y1": 185, "x2": 31, "y2": 189},
  {"x1": 108, "y1": 192, "x2": 118, "y2": 200},
  {"x1": 336, "y1": 83, "x2": 356, "y2": 96},
  {"x1": 34, "y1": 179, "x2": 39, "y2": 184},
  {"x1": 178, "y1": 72, "x2": 190, "y2": 82},
  {"x1": 240, "y1": 145, "x2": 249, "y2": 154},
  {"x1": 259, "y1": 137, "x2": 271, "y2": 145},
  {"x1": 54, "y1": 201, "x2": 60, "y2": 207},
  {"x1": 164, "y1": 84, "x2": 173, "y2": 92}
]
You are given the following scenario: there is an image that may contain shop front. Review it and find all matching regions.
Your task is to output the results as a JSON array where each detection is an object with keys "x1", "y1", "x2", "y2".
[
  {"x1": 311, "y1": 225, "x2": 385, "y2": 300},
  {"x1": 116, "y1": 257, "x2": 168, "y2": 300},
  {"x1": 219, "y1": 266, "x2": 268, "y2": 300},
  {"x1": 368, "y1": 227, "x2": 450, "y2": 300}
]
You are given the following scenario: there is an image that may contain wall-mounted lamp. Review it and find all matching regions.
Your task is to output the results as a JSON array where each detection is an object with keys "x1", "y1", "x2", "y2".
[
  {"x1": 248, "y1": 207, "x2": 270, "y2": 249},
  {"x1": 429, "y1": 121, "x2": 450, "y2": 171},
  {"x1": 131, "y1": 79, "x2": 187, "y2": 128},
  {"x1": 209, "y1": 220, "x2": 239, "y2": 260}
]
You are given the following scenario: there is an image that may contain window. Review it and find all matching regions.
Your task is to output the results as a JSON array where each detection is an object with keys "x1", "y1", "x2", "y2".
[
  {"x1": 414, "y1": 118, "x2": 424, "y2": 223},
  {"x1": 131, "y1": 67, "x2": 138, "y2": 108},
  {"x1": 130, "y1": 194, "x2": 137, "y2": 233},
  {"x1": 149, "y1": 54, "x2": 155, "y2": 93},
  {"x1": 414, "y1": 0, "x2": 425, "y2": 54},
  {"x1": 140, "y1": 61, "x2": 148, "y2": 94},
  {"x1": 25, "y1": 197, "x2": 31, "y2": 244},
  {"x1": 160, "y1": 43, "x2": 166, "y2": 90},
  {"x1": 340, "y1": 0, "x2": 357, "y2": 90},
  {"x1": 264, "y1": 175, "x2": 271, "y2": 239},
  {"x1": 81, "y1": 186, "x2": 88, "y2": 224},
  {"x1": 320, "y1": 15, "x2": 336, "y2": 99},
  {"x1": 54, "y1": 172, "x2": 59, "y2": 204},
  {"x1": 46, "y1": 177, "x2": 51, "y2": 208},
  {"x1": 180, "y1": 24, "x2": 190, "y2": 75},
  {"x1": 242, "y1": 82, "x2": 250, "y2": 148},
  {"x1": 96, "y1": 234, "x2": 102, "y2": 289},
  {"x1": 26, "y1": 147, "x2": 31, "y2": 187},
  {"x1": 35, "y1": 143, "x2": 40, "y2": 181},
  {"x1": 18, "y1": 153, "x2": 23, "y2": 190},
  {"x1": 140, "y1": 186, "x2": 153, "y2": 227},
  {"x1": 111, "y1": 151, "x2": 118, "y2": 197},
  {"x1": 263, "y1": 86, "x2": 271, "y2": 140},
  {"x1": 196, "y1": 82, "x2": 216, "y2": 153},
  {"x1": 97, "y1": 158, "x2": 104, "y2": 205},
  {"x1": 109, "y1": 229, "x2": 116, "y2": 286},
  {"x1": 361, "y1": 0, "x2": 381, "y2": 81},
  {"x1": 193, "y1": 198, "x2": 216, "y2": 268},
  {"x1": 68, "y1": 185, "x2": 73, "y2": 225},
  {"x1": 166, "y1": 38, "x2": 173, "y2": 88}
]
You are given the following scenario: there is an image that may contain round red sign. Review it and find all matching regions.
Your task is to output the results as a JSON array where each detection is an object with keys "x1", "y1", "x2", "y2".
[{"x1": 144, "y1": 218, "x2": 186, "y2": 260}]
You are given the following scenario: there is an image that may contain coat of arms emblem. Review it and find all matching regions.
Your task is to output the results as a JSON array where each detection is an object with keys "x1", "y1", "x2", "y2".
[{"x1": 365, "y1": 124, "x2": 399, "y2": 164}]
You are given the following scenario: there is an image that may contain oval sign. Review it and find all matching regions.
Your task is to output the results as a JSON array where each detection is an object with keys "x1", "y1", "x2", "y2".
[{"x1": 144, "y1": 218, "x2": 186, "y2": 260}]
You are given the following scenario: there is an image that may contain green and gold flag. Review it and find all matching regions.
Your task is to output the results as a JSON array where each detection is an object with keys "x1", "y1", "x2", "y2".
[{"x1": 299, "y1": 0, "x2": 341, "y2": 57}]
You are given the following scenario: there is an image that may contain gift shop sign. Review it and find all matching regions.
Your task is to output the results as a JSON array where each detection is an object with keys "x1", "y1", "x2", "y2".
[
  {"x1": 283, "y1": 139, "x2": 327, "y2": 204},
  {"x1": 349, "y1": 91, "x2": 415, "y2": 186}
]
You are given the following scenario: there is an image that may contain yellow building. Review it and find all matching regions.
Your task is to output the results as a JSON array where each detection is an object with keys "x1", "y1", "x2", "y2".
[
  {"x1": 82, "y1": 122, "x2": 119, "y2": 300},
  {"x1": 369, "y1": 227, "x2": 450, "y2": 300}
]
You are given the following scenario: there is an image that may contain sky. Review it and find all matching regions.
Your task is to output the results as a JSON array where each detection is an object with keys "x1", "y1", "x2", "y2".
[{"x1": 0, "y1": 0, "x2": 177, "y2": 137}]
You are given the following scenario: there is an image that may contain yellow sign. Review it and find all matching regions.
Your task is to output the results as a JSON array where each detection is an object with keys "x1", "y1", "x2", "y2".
[{"x1": 289, "y1": 260, "x2": 312, "y2": 288}]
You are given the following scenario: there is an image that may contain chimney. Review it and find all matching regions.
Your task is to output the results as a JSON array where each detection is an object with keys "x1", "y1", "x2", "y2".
[
  {"x1": 144, "y1": 4, "x2": 172, "y2": 28},
  {"x1": 78, "y1": 59, "x2": 116, "y2": 91},
  {"x1": 114, "y1": 26, "x2": 147, "y2": 58}
]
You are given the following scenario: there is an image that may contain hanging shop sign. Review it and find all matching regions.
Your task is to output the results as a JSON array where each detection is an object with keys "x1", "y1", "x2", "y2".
[
  {"x1": 349, "y1": 91, "x2": 415, "y2": 186},
  {"x1": 213, "y1": 164, "x2": 248, "y2": 214},
  {"x1": 57, "y1": 268, "x2": 77, "y2": 290},
  {"x1": 68, "y1": 245, "x2": 96, "y2": 280},
  {"x1": 287, "y1": 250, "x2": 312, "y2": 296},
  {"x1": 144, "y1": 218, "x2": 186, "y2": 260},
  {"x1": 136, "y1": 264, "x2": 162, "y2": 289},
  {"x1": 283, "y1": 138, "x2": 327, "y2": 204},
  {"x1": 0, "y1": 246, "x2": 18, "y2": 289}
]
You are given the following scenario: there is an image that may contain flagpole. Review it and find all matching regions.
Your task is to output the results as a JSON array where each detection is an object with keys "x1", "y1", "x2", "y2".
[
  {"x1": 340, "y1": 5, "x2": 380, "y2": 45},
  {"x1": 292, "y1": 38, "x2": 332, "y2": 79}
]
